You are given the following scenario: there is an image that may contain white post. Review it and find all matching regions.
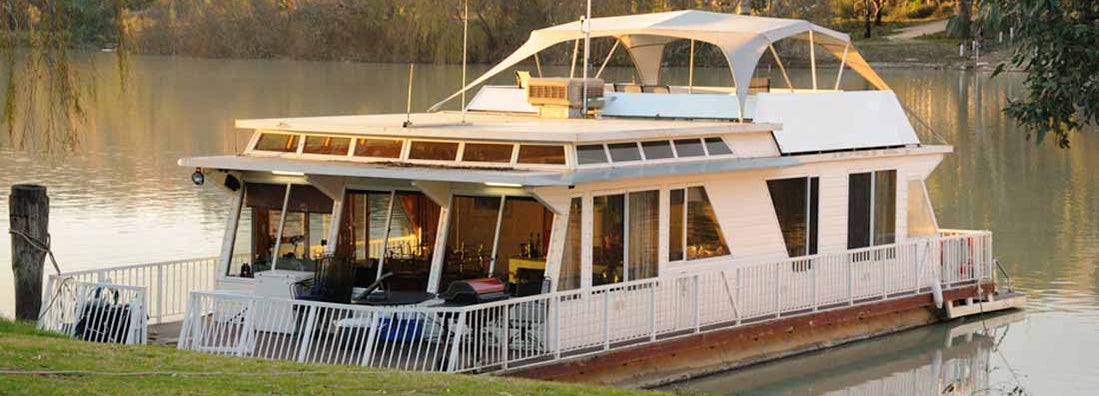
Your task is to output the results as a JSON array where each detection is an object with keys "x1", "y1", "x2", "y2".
[
  {"x1": 376, "y1": 191, "x2": 397, "y2": 280},
  {"x1": 270, "y1": 183, "x2": 293, "y2": 271},
  {"x1": 324, "y1": 186, "x2": 346, "y2": 257},
  {"x1": 688, "y1": 39, "x2": 695, "y2": 94},
  {"x1": 426, "y1": 195, "x2": 453, "y2": 294},
  {"x1": 602, "y1": 291, "x2": 610, "y2": 350},
  {"x1": 155, "y1": 265, "x2": 164, "y2": 324},
  {"x1": 834, "y1": 44, "x2": 849, "y2": 90},
  {"x1": 218, "y1": 186, "x2": 245, "y2": 277},
  {"x1": 569, "y1": 37, "x2": 580, "y2": 78},
  {"x1": 809, "y1": 29, "x2": 817, "y2": 90},
  {"x1": 487, "y1": 196, "x2": 506, "y2": 276},
  {"x1": 768, "y1": 44, "x2": 794, "y2": 91},
  {"x1": 595, "y1": 39, "x2": 620, "y2": 79}
]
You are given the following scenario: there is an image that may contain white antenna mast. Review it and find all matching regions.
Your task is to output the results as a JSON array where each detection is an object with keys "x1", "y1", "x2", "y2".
[
  {"x1": 403, "y1": 63, "x2": 414, "y2": 128},
  {"x1": 460, "y1": 0, "x2": 469, "y2": 123},
  {"x1": 581, "y1": 0, "x2": 591, "y2": 116}
]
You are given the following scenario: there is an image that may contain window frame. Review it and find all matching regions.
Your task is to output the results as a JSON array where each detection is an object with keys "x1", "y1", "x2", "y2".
[
  {"x1": 765, "y1": 175, "x2": 820, "y2": 261},
  {"x1": 665, "y1": 183, "x2": 731, "y2": 265},
  {"x1": 847, "y1": 169, "x2": 898, "y2": 250}
]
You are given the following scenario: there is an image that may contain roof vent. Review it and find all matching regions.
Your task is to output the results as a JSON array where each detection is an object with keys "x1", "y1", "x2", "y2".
[{"x1": 526, "y1": 77, "x2": 603, "y2": 118}]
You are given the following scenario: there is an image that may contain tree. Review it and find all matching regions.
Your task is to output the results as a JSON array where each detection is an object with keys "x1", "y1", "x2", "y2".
[
  {"x1": 863, "y1": 0, "x2": 872, "y2": 38},
  {"x1": 947, "y1": 0, "x2": 973, "y2": 38},
  {"x1": 994, "y1": 0, "x2": 1099, "y2": 148},
  {"x1": 871, "y1": 0, "x2": 887, "y2": 26}
]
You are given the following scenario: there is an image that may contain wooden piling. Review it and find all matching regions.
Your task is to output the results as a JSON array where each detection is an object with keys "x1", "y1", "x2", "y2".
[{"x1": 10, "y1": 184, "x2": 49, "y2": 321}]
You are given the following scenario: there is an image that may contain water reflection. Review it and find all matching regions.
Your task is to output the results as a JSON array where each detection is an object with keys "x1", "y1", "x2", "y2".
[{"x1": 662, "y1": 311, "x2": 1027, "y2": 396}]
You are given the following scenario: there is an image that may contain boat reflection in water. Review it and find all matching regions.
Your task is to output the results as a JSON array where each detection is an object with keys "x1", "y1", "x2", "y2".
[{"x1": 662, "y1": 311, "x2": 1026, "y2": 396}]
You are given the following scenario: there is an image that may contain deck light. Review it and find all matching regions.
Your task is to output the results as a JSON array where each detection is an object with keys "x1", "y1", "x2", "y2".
[
  {"x1": 191, "y1": 169, "x2": 205, "y2": 186},
  {"x1": 485, "y1": 182, "x2": 522, "y2": 188},
  {"x1": 272, "y1": 171, "x2": 306, "y2": 176}
]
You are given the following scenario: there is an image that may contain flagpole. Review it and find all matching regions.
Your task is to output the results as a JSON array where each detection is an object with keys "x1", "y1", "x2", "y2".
[{"x1": 581, "y1": 0, "x2": 591, "y2": 116}]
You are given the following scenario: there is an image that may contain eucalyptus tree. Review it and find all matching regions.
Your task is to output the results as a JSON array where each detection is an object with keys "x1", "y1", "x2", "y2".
[{"x1": 994, "y1": 0, "x2": 1097, "y2": 148}]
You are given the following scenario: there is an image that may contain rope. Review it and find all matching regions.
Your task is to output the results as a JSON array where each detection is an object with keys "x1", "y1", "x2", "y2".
[
  {"x1": 9, "y1": 229, "x2": 61, "y2": 276},
  {"x1": 9, "y1": 228, "x2": 72, "y2": 323}
]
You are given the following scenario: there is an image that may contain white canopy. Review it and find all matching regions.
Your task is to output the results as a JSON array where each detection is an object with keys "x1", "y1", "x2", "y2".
[{"x1": 429, "y1": 10, "x2": 890, "y2": 114}]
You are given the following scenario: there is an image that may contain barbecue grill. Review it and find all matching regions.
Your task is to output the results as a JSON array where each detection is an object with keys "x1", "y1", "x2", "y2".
[{"x1": 440, "y1": 278, "x2": 509, "y2": 305}]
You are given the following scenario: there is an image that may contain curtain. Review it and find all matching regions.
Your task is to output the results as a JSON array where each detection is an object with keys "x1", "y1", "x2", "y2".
[
  {"x1": 558, "y1": 198, "x2": 582, "y2": 291},
  {"x1": 628, "y1": 191, "x2": 659, "y2": 280}
]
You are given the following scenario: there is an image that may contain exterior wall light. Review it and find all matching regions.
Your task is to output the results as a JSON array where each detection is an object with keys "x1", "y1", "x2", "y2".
[{"x1": 191, "y1": 169, "x2": 205, "y2": 186}]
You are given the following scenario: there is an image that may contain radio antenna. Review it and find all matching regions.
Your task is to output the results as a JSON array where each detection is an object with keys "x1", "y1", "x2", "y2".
[
  {"x1": 403, "y1": 63, "x2": 414, "y2": 128},
  {"x1": 461, "y1": 0, "x2": 469, "y2": 123},
  {"x1": 581, "y1": 0, "x2": 591, "y2": 116}
]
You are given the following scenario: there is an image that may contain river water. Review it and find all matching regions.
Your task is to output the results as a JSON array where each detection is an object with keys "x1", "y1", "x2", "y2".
[{"x1": 1, "y1": 53, "x2": 1096, "y2": 395}]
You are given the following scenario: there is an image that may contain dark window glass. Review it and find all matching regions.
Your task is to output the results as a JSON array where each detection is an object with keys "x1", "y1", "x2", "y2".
[
  {"x1": 674, "y1": 139, "x2": 705, "y2": 157},
  {"x1": 592, "y1": 194, "x2": 625, "y2": 286},
  {"x1": 409, "y1": 141, "x2": 459, "y2": 161},
  {"x1": 847, "y1": 172, "x2": 873, "y2": 249},
  {"x1": 873, "y1": 170, "x2": 897, "y2": 246},
  {"x1": 848, "y1": 171, "x2": 896, "y2": 249},
  {"x1": 809, "y1": 178, "x2": 819, "y2": 255},
  {"x1": 669, "y1": 189, "x2": 685, "y2": 261},
  {"x1": 254, "y1": 133, "x2": 300, "y2": 152},
  {"x1": 608, "y1": 143, "x2": 642, "y2": 162},
  {"x1": 704, "y1": 137, "x2": 733, "y2": 155},
  {"x1": 442, "y1": 196, "x2": 502, "y2": 287},
  {"x1": 518, "y1": 145, "x2": 566, "y2": 165},
  {"x1": 577, "y1": 144, "x2": 608, "y2": 164},
  {"x1": 641, "y1": 141, "x2": 674, "y2": 160},
  {"x1": 767, "y1": 177, "x2": 819, "y2": 258},
  {"x1": 354, "y1": 138, "x2": 403, "y2": 158},
  {"x1": 302, "y1": 135, "x2": 351, "y2": 155},
  {"x1": 496, "y1": 197, "x2": 554, "y2": 292},
  {"x1": 463, "y1": 143, "x2": 513, "y2": 163}
]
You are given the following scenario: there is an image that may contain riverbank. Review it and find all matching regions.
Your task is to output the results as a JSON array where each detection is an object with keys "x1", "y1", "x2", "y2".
[{"x1": 0, "y1": 320, "x2": 670, "y2": 396}]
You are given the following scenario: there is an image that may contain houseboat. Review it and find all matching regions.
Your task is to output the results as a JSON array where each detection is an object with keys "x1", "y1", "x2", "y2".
[{"x1": 38, "y1": 10, "x2": 1025, "y2": 387}]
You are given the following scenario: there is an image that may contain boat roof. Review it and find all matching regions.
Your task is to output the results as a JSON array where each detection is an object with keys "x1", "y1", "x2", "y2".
[
  {"x1": 430, "y1": 10, "x2": 887, "y2": 113},
  {"x1": 237, "y1": 111, "x2": 780, "y2": 143}
]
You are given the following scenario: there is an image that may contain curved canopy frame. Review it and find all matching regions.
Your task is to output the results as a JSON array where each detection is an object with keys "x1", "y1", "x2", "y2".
[{"x1": 429, "y1": 10, "x2": 889, "y2": 115}]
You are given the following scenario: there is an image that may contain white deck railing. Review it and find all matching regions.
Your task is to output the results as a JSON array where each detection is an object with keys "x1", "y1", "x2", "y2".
[
  {"x1": 42, "y1": 256, "x2": 234, "y2": 325},
  {"x1": 37, "y1": 281, "x2": 148, "y2": 345},
  {"x1": 176, "y1": 231, "x2": 993, "y2": 373}
]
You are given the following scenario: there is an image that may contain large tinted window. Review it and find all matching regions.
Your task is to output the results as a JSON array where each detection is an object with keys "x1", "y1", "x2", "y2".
[
  {"x1": 768, "y1": 177, "x2": 819, "y2": 257},
  {"x1": 704, "y1": 137, "x2": 733, "y2": 155},
  {"x1": 848, "y1": 173, "x2": 872, "y2": 249}
]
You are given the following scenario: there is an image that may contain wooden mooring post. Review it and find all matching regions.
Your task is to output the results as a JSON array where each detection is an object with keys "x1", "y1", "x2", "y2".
[{"x1": 10, "y1": 184, "x2": 49, "y2": 321}]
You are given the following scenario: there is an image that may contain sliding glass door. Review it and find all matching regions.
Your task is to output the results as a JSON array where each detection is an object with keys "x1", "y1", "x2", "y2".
[{"x1": 848, "y1": 170, "x2": 897, "y2": 249}]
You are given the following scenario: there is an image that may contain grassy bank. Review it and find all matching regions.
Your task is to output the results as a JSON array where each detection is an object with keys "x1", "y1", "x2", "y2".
[{"x1": 0, "y1": 320, "x2": 672, "y2": 396}]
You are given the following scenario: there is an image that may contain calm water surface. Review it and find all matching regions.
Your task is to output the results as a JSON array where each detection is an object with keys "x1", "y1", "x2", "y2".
[{"x1": 1, "y1": 54, "x2": 1096, "y2": 395}]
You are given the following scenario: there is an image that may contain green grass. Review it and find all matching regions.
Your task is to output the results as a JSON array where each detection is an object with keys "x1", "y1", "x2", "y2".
[{"x1": 0, "y1": 319, "x2": 673, "y2": 396}]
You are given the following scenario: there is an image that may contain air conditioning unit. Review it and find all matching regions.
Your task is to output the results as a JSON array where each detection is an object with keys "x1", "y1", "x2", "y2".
[{"x1": 525, "y1": 77, "x2": 603, "y2": 118}]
